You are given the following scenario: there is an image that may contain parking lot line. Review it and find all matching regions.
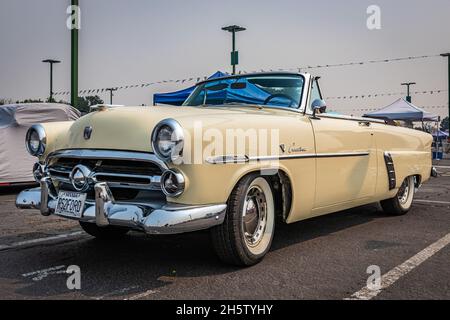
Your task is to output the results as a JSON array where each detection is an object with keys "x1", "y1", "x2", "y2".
[
  {"x1": 125, "y1": 289, "x2": 159, "y2": 300},
  {"x1": 0, "y1": 231, "x2": 85, "y2": 251},
  {"x1": 414, "y1": 199, "x2": 450, "y2": 205},
  {"x1": 348, "y1": 232, "x2": 450, "y2": 300}
]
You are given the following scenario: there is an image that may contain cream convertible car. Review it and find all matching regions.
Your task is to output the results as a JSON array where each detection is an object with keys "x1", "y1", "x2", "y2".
[{"x1": 17, "y1": 72, "x2": 433, "y2": 266}]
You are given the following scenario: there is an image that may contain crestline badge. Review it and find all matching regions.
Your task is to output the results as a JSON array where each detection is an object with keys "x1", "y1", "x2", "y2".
[{"x1": 83, "y1": 126, "x2": 93, "y2": 140}]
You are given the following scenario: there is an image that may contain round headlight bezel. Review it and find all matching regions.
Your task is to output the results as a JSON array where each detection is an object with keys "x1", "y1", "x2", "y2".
[
  {"x1": 25, "y1": 125, "x2": 47, "y2": 157},
  {"x1": 151, "y1": 119, "x2": 184, "y2": 163},
  {"x1": 160, "y1": 169, "x2": 185, "y2": 197}
]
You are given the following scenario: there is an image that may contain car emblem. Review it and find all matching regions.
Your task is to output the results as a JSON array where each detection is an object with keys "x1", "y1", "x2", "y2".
[
  {"x1": 84, "y1": 126, "x2": 93, "y2": 140},
  {"x1": 69, "y1": 165, "x2": 92, "y2": 191},
  {"x1": 279, "y1": 144, "x2": 286, "y2": 153}
]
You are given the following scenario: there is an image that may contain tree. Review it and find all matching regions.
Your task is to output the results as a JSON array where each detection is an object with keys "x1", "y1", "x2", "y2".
[
  {"x1": 0, "y1": 98, "x2": 13, "y2": 105},
  {"x1": 75, "y1": 96, "x2": 104, "y2": 113},
  {"x1": 441, "y1": 117, "x2": 449, "y2": 132}
]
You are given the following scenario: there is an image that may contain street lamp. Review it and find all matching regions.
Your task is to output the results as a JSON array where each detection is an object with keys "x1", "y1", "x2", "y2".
[
  {"x1": 105, "y1": 88, "x2": 117, "y2": 104},
  {"x1": 441, "y1": 53, "x2": 450, "y2": 122},
  {"x1": 42, "y1": 59, "x2": 61, "y2": 102},
  {"x1": 222, "y1": 25, "x2": 246, "y2": 75},
  {"x1": 401, "y1": 82, "x2": 416, "y2": 103}
]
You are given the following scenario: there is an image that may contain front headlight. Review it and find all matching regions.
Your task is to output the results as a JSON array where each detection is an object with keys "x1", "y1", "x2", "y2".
[
  {"x1": 25, "y1": 125, "x2": 46, "y2": 156},
  {"x1": 151, "y1": 119, "x2": 184, "y2": 163}
]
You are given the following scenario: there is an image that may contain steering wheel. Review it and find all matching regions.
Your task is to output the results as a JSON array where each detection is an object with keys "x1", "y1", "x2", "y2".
[{"x1": 263, "y1": 94, "x2": 297, "y2": 107}]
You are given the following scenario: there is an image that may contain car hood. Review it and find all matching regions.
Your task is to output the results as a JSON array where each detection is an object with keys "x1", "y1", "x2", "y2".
[{"x1": 52, "y1": 105, "x2": 287, "y2": 154}]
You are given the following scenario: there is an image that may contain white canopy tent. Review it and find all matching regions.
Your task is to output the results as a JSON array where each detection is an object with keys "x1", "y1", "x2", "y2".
[
  {"x1": 0, "y1": 103, "x2": 80, "y2": 185},
  {"x1": 363, "y1": 98, "x2": 439, "y2": 121}
]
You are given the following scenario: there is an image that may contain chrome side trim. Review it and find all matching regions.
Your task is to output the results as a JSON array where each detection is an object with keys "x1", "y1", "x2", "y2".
[
  {"x1": 384, "y1": 152, "x2": 397, "y2": 190},
  {"x1": 206, "y1": 155, "x2": 249, "y2": 164},
  {"x1": 46, "y1": 149, "x2": 168, "y2": 170},
  {"x1": 318, "y1": 113, "x2": 385, "y2": 124},
  {"x1": 207, "y1": 152, "x2": 370, "y2": 164}
]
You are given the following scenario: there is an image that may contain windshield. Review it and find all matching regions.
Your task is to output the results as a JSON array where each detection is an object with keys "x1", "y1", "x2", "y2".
[{"x1": 183, "y1": 74, "x2": 304, "y2": 109}]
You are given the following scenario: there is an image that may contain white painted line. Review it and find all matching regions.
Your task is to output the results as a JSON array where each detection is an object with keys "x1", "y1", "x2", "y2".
[
  {"x1": 348, "y1": 232, "x2": 450, "y2": 300},
  {"x1": 94, "y1": 286, "x2": 140, "y2": 300},
  {"x1": 434, "y1": 166, "x2": 450, "y2": 169},
  {"x1": 22, "y1": 265, "x2": 67, "y2": 281},
  {"x1": 0, "y1": 231, "x2": 85, "y2": 251},
  {"x1": 414, "y1": 199, "x2": 450, "y2": 205},
  {"x1": 125, "y1": 289, "x2": 158, "y2": 300}
]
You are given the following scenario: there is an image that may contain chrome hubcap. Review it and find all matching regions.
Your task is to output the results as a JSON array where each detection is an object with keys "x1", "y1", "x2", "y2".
[
  {"x1": 243, "y1": 186, "x2": 267, "y2": 247},
  {"x1": 398, "y1": 179, "x2": 410, "y2": 205}
]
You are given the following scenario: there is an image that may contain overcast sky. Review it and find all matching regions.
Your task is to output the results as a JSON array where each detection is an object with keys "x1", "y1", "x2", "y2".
[{"x1": 0, "y1": 0, "x2": 449, "y2": 117}]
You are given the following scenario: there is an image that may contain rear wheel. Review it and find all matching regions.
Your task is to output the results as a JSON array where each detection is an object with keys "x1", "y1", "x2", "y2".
[
  {"x1": 79, "y1": 221, "x2": 129, "y2": 239},
  {"x1": 211, "y1": 174, "x2": 275, "y2": 266},
  {"x1": 380, "y1": 176, "x2": 415, "y2": 216}
]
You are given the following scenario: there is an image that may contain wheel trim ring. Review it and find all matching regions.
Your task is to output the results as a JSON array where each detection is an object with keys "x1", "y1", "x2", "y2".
[
  {"x1": 398, "y1": 178, "x2": 411, "y2": 205},
  {"x1": 242, "y1": 186, "x2": 268, "y2": 248}
]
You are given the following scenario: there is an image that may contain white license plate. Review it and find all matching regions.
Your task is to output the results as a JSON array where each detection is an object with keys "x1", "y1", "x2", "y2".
[{"x1": 55, "y1": 191, "x2": 87, "y2": 218}]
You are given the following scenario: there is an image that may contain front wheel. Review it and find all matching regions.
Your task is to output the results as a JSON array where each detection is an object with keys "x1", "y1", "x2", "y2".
[
  {"x1": 380, "y1": 176, "x2": 415, "y2": 216},
  {"x1": 210, "y1": 174, "x2": 275, "y2": 266}
]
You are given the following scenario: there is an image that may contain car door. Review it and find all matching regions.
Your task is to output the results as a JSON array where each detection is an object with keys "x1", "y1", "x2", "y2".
[{"x1": 308, "y1": 80, "x2": 377, "y2": 210}]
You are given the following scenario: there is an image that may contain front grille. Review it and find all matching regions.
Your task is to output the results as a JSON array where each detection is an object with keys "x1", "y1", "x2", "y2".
[{"x1": 47, "y1": 153, "x2": 164, "y2": 194}]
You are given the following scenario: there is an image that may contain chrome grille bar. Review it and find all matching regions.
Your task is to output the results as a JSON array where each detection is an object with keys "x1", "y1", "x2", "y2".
[{"x1": 46, "y1": 149, "x2": 165, "y2": 191}]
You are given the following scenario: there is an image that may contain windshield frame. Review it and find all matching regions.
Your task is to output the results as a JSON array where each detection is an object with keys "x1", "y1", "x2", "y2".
[{"x1": 182, "y1": 72, "x2": 306, "y2": 110}]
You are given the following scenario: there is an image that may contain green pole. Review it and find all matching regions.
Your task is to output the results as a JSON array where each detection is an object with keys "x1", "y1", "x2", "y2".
[
  {"x1": 441, "y1": 53, "x2": 450, "y2": 123},
  {"x1": 71, "y1": 0, "x2": 79, "y2": 108},
  {"x1": 232, "y1": 30, "x2": 236, "y2": 75},
  {"x1": 447, "y1": 56, "x2": 450, "y2": 122},
  {"x1": 50, "y1": 62, "x2": 53, "y2": 101}
]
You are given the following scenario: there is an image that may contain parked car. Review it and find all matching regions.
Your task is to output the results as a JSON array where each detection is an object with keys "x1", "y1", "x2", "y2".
[
  {"x1": 0, "y1": 103, "x2": 80, "y2": 187},
  {"x1": 16, "y1": 72, "x2": 433, "y2": 266}
]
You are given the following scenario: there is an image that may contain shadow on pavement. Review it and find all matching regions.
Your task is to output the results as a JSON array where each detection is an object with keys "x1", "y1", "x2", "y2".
[{"x1": 2, "y1": 202, "x2": 390, "y2": 299}]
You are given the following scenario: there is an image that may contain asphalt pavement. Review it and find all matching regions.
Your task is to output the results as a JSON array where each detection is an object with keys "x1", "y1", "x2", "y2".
[{"x1": 0, "y1": 160, "x2": 449, "y2": 300}]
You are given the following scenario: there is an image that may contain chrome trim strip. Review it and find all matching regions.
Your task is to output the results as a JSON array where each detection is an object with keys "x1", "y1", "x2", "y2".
[
  {"x1": 317, "y1": 113, "x2": 385, "y2": 124},
  {"x1": 207, "y1": 152, "x2": 370, "y2": 164},
  {"x1": 206, "y1": 155, "x2": 249, "y2": 164}
]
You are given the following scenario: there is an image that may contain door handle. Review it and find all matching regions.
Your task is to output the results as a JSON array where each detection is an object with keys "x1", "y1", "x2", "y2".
[{"x1": 359, "y1": 121, "x2": 371, "y2": 127}]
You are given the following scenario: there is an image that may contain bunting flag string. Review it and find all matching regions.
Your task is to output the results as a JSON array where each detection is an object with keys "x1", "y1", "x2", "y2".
[
  {"x1": 326, "y1": 89, "x2": 448, "y2": 100},
  {"x1": 350, "y1": 105, "x2": 448, "y2": 112},
  {"x1": 52, "y1": 53, "x2": 442, "y2": 97}
]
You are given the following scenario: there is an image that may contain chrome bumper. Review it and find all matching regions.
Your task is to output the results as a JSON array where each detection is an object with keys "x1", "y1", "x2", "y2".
[{"x1": 16, "y1": 179, "x2": 226, "y2": 235}]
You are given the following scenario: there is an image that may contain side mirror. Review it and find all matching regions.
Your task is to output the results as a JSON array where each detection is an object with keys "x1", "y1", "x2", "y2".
[{"x1": 311, "y1": 99, "x2": 327, "y2": 119}]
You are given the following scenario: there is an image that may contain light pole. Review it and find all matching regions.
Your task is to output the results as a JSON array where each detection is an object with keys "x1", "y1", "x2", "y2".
[
  {"x1": 401, "y1": 82, "x2": 416, "y2": 103},
  {"x1": 105, "y1": 88, "x2": 117, "y2": 104},
  {"x1": 222, "y1": 25, "x2": 246, "y2": 75},
  {"x1": 441, "y1": 53, "x2": 450, "y2": 123},
  {"x1": 71, "y1": 0, "x2": 79, "y2": 109},
  {"x1": 42, "y1": 59, "x2": 61, "y2": 102}
]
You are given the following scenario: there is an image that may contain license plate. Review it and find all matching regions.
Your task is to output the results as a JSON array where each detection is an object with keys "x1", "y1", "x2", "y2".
[{"x1": 55, "y1": 191, "x2": 87, "y2": 218}]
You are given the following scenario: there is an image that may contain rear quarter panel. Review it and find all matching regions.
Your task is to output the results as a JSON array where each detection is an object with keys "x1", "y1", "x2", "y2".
[{"x1": 372, "y1": 123, "x2": 432, "y2": 200}]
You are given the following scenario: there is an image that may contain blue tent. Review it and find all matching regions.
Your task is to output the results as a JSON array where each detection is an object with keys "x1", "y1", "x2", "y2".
[{"x1": 153, "y1": 71, "x2": 228, "y2": 106}]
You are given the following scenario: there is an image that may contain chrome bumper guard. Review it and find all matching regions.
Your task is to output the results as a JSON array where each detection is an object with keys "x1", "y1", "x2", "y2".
[{"x1": 16, "y1": 179, "x2": 226, "y2": 235}]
